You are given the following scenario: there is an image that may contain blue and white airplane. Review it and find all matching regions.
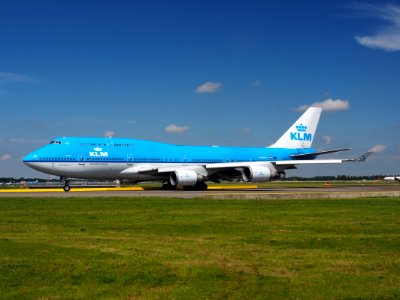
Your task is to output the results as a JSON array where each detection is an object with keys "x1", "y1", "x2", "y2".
[{"x1": 23, "y1": 107, "x2": 372, "y2": 191}]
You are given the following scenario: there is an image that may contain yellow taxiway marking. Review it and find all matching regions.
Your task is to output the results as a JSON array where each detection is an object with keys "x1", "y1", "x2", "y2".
[
  {"x1": 207, "y1": 185, "x2": 258, "y2": 190},
  {"x1": 0, "y1": 185, "x2": 257, "y2": 193},
  {"x1": 0, "y1": 187, "x2": 144, "y2": 193}
]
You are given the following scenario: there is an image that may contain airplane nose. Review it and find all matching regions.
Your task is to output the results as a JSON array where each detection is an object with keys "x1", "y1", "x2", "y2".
[
  {"x1": 23, "y1": 151, "x2": 41, "y2": 169},
  {"x1": 23, "y1": 160, "x2": 35, "y2": 168},
  {"x1": 23, "y1": 152, "x2": 36, "y2": 164},
  {"x1": 23, "y1": 151, "x2": 50, "y2": 173}
]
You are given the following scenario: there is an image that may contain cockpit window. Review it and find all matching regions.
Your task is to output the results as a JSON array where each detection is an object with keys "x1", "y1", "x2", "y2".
[{"x1": 49, "y1": 140, "x2": 61, "y2": 145}]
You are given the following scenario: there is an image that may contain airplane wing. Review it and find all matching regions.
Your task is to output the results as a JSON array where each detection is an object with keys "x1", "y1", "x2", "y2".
[
  {"x1": 120, "y1": 165, "x2": 159, "y2": 175},
  {"x1": 275, "y1": 159, "x2": 344, "y2": 165},
  {"x1": 276, "y1": 151, "x2": 374, "y2": 167},
  {"x1": 289, "y1": 148, "x2": 352, "y2": 159},
  {"x1": 202, "y1": 159, "x2": 344, "y2": 177},
  {"x1": 204, "y1": 151, "x2": 373, "y2": 169},
  {"x1": 120, "y1": 164, "x2": 208, "y2": 176},
  {"x1": 120, "y1": 151, "x2": 374, "y2": 183}
]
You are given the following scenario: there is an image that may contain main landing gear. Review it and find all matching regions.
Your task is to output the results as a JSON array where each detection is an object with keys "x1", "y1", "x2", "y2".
[
  {"x1": 183, "y1": 182, "x2": 208, "y2": 191},
  {"x1": 60, "y1": 177, "x2": 71, "y2": 192},
  {"x1": 162, "y1": 182, "x2": 208, "y2": 191},
  {"x1": 162, "y1": 183, "x2": 177, "y2": 190}
]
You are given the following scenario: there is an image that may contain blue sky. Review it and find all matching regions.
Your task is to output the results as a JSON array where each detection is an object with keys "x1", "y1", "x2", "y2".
[{"x1": 1, "y1": 0, "x2": 399, "y2": 178}]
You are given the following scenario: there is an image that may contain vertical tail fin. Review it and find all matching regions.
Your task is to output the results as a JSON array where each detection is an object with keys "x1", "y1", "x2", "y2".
[{"x1": 270, "y1": 107, "x2": 322, "y2": 149}]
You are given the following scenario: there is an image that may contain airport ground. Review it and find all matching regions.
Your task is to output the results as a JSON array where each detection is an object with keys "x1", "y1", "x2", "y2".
[
  {"x1": 1, "y1": 195, "x2": 399, "y2": 299},
  {"x1": 1, "y1": 181, "x2": 400, "y2": 299},
  {"x1": 1, "y1": 180, "x2": 400, "y2": 199}
]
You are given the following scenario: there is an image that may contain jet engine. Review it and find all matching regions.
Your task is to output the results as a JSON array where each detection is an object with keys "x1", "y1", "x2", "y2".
[
  {"x1": 242, "y1": 164, "x2": 277, "y2": 182},
  {"x1": 170, "y1": 170, "x2": 200, "y2": 186}
]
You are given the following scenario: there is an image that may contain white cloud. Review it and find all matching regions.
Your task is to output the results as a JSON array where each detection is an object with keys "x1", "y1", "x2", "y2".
[
  {"x1": 369, "y1": 144, "x2": 386, "y2": 153},
  {"x1": 104, "y1": 130, "x2": 115, "y2": 137},
  {"x1": 10, "y1": 138, "x2": 21, "y2": 143},
  {"x1": 354, "y1": 4, "x2": 400, "y2": 51},
  {"x1": 0, "y1": 72, "x2": 35, "y2": 83},
  {"x1": 0, "y1": 72, "x2": 37, "y2": 98},
  {"x1": 323, "y1": 136, "x2": 332, "y2": 145},
  {"x1": 0, "y1": 154, "x2": 11, "y2": 161},
  {"x1": 296, "y1": 98, "x2": 350, "y2": 112},
  {"x1": 195, "y1": 82, "x2": 223, "y2": 94},
  {"x1": 296, "y1": 105, "x2": 309, "y2": 112},
  {"x1": 165, "y1": 124, "x2": 189, "y2": 133},
  {"x1": 4, "y1": 138, "x2": 48, "y2": 144},
  {"x1": 252, "y1": 80, "x2": 262, "y2": 87}
]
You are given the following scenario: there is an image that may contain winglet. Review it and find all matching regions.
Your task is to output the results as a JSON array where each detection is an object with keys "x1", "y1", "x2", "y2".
[{"x1": 347, "y1": 151, "x2": 374, "y2": 162}]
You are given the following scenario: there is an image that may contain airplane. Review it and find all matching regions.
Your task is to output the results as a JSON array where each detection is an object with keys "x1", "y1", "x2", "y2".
[
  {"x1": 23, "y1": 107, "x2": 373, "y2": 192},
  {"x1": 383, "y1": 176, "x2": 400, "y2": 181}
]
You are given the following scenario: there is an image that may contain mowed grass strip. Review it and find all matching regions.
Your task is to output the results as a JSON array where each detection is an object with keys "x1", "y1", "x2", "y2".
[{"x1": 1, "y1": 197, "x2": 400, "y2": 299}]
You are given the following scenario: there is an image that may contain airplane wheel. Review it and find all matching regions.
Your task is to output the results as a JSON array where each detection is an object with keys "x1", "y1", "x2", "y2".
[
  {"x1": 183, "y1": 183, "x2": 208, "y2": 191},
  {"x1": 162, "y1": 184, "x2": 176, "y2": 190},
  {"x1": 197, "y1": 182, "x2": 208, "y2": 190},
  {"x1": 63, "y1": 185, "x2": 71, "y2": 192}
]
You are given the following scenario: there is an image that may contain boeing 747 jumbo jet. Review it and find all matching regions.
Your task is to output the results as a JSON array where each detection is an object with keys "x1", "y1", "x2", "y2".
[{"x1": 23, "y1": 107, "x2": 373, "y2": 191}]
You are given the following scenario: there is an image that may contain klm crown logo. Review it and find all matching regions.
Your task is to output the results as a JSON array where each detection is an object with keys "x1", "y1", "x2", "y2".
[
  {"x1": 290, "y1": 123, "x2": 312, "y2": 142},
  {"x1": 296, "y1": 124, "x2": 307, "y2": 132},
  {"x1": 90, "y1": 146, "x2": 108, "y2": 157}
]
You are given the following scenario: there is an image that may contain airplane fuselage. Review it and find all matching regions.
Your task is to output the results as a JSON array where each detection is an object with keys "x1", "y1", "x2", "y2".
[
  {"x1": 23, "y1": 137, "x2": 316, "y2": 181},
  {"x1": 23, "y1": 107, "x2": 370, "y2": 191}
]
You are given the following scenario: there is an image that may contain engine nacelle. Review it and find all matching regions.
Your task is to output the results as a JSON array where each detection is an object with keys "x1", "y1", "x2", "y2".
[
  {"x1": 242, "y1": 165, "x2": 277, "y2": 182},
  {"x1": 170, "y1": 170, "x2": 199, "y2": 186}
]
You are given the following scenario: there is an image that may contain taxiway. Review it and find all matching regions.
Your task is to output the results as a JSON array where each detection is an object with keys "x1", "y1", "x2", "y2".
[{"x1": 1, "y1": 184, "x2": 399, "y2": 199}]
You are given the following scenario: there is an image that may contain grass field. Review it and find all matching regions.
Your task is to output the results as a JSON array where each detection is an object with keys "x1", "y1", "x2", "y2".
[
  {"x1": 1, "y1": 179, "x2": 399, "y2": 190},
  {"x1": 1, "y1": 197, "x2": 400, "y2": 299}
]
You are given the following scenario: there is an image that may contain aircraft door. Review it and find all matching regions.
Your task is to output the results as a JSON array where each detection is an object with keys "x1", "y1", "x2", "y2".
[
  {"x1": 127, "y1": 154, "x2": 133, "y2": 165},
  {"x1": 105, "y1": 137, "x2": 114, "y2": 150},
  {"x1": 78, "y1": 153, "x2": 85, "y2": 165}
]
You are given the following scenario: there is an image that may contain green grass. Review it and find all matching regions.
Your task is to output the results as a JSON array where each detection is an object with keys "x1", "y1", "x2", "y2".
[
  {"x1": 1, "y1": 197, "x2": 400, "y2": 299},
  {"x1": 1, "y1": 179, "x2": 397, "y2": 190},
  {"x1": 133, "y1": 180, "x2": 399, "y2": 189}
]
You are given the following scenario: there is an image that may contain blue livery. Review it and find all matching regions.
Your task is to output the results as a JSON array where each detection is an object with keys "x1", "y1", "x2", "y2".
[{"x1": 23, "y1": 107, "x2": 371, "y2": 191}]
